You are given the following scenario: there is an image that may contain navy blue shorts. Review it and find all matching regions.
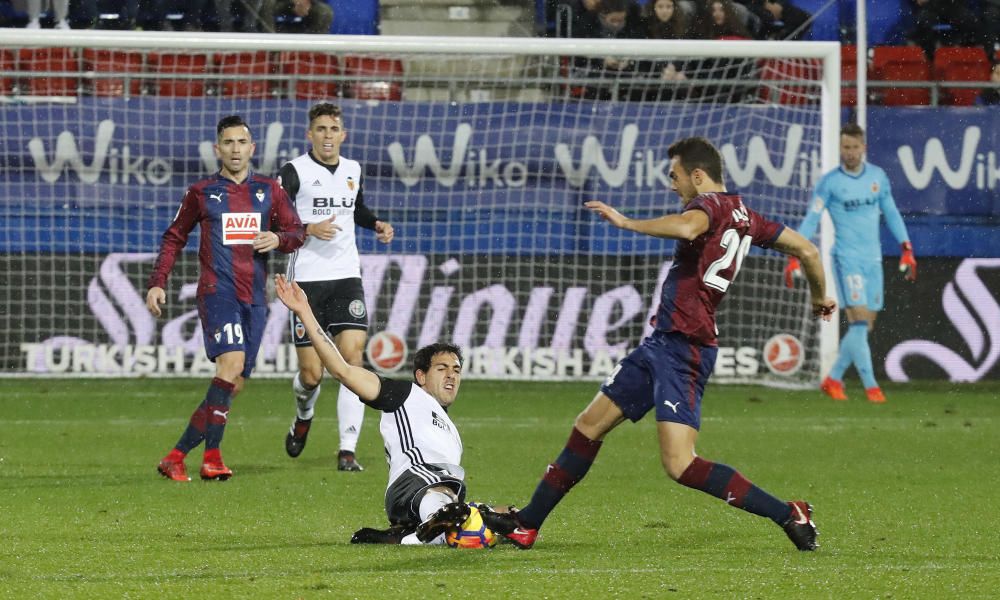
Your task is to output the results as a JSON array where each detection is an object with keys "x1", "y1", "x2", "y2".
[
  {"x1": 197, "y1": 294, "x2": 268, "y2": 378},
  {"x1": 600, "y1": 330, "x2": 718, "y2": 430}
]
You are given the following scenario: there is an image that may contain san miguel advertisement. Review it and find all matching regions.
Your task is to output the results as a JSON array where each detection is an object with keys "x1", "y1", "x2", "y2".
[
  {"x1": 5, "y1": 252, "x2": 804, "y2": 381},
  {"x1": 875, "y1": 258, "x2": 1000, "y2": 382}
]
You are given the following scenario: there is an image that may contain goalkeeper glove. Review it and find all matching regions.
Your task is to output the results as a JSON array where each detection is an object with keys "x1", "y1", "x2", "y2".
[
  {"x1": 899, "y1": 242, "x2": 917, "y2": 282},
  {"x1": 784, "y1": 257, "x2": 801, "y2": 288}
]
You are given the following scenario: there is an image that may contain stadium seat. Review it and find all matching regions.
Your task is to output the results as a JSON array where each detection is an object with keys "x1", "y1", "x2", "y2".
[
  {"x1": 871, "y1": 45, "x2": 930, "y2": 106},
  {"x1": 933, "y1": 46, "x2": 991, "y2": 106},
  {"x1": 216, "y1": 51, "x2": 272, "y2": 99},
  {"x1": 343, "y1": 56, "x2": 403, "y2": 101},
  {"x1": 282, "y1": 51, "x2": 339, "y2": 100},
  {"x1": 0, "y1": 49, "x2": 14, "y2": 95},
  {"x1": 840, "y1": 44, "x2": 858, "y2": 106},
  {"x1": 18, "y1": 47, "x2": 78, "y2": 96},
  {"x1": 147, "y1": 53, "x2": 210, "y2": 97},
  {"x1": 82, "y1": 49, "x2": 143, "y2": 97},
  {"x1": 758, "y1": 58, "x2": 821, "y2": 105}
]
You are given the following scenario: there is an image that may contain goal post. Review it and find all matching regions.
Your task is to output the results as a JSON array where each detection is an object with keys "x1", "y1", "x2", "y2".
[{"x1": 0, "y1": 29, "x2": 839, "y2": 385}]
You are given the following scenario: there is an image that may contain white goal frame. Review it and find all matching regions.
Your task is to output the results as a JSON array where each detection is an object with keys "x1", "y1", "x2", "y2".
[{"x1": 0, "y1": 29, "x2": 840, "y2": 380}]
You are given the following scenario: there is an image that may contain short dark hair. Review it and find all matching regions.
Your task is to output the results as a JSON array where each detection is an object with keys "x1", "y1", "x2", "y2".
[
  {"x1": 598, "y1": 0, "x2": 629, "y2": 14},
  {"x1": 841, "y1": 123, "x2": 865, "y2": 141},
  {"x1": 216, "y1": 115, "x2": 251, "y2": 139},
  {"x1": 308, "y1": 103, "x2": 343, "y2": 127},
  {"x1": 667, "y1": 136, "x2": 724, "y2": 183},
  {"x1": 412, "y1": 342, "x2": 463, "y2": 380}
]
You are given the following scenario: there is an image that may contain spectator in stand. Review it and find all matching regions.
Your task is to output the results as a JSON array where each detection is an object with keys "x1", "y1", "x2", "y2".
[
  {"x1": 646, "y1": 0, "x2": 691, "y2": 41},
  {"x1": 259, "y1": 0, "x2": 333, "y2": 34},
  {"x1": 982, "y1": 0, "x2": 1000, "y2": 52},
  {"x1": 575, "y1": 0, "x2": 645, "y2": 99},
  {"x1": 977, "y1": 63, "x2": 1000, "y2": 105},
  {"x1": 642, "y1": 0, "x2": 693, "y2": 100},
  {"x1": 693, "y1": 0, "x2": 753, "y2": 40},
  {"x1": 26, "y1": 0, "x2": 69, "y2": 29},
  {"x1": 689, "y1": 0, "x2": 756, "y2": 102},
  {"x1": 555, "y1": 0, "x2": 602, "y2": 38},
  {"x1": 907, "y1": 0, "x2": 987, "y2": 60},
  {"x1": 759, "y1": 0, "x2": 812, "y2": 40}
]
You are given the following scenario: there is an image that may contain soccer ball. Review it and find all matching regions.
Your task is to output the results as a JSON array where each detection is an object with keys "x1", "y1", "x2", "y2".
[{"x1": 445, "y1": 505, "x2": 498, "y2": 549}]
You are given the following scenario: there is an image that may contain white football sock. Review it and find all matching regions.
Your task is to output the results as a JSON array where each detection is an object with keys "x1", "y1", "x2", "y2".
[
  {"x1": 400, "y1": 532, "x2": 445, "y2": 545},
  {"x1": 418, "y1": 490, "x2": 454, "y2": 522},
  {"x1": 337, "y1": 383, "x2": 364, "y2": 452},
  {"x1": 292, "y1": 373, "x2": 320, "y2": 421}
]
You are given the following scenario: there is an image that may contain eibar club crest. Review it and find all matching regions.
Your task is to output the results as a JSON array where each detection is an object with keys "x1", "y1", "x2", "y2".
[{"x1": 255, "y1": 188, "x2": 265, "y2": 202}]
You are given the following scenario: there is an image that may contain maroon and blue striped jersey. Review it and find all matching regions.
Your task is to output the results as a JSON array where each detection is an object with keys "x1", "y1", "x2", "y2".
[
  {"x1": 148, "y1": 172, "x2": 305, "y2": 305},
  {"x1": 653, "y1": 192, "x2": 785, "y2": 346}
]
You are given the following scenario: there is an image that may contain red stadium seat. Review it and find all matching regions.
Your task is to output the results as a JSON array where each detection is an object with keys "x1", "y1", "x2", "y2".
[
  {"x1": 840, "y1": 44, "x2": 858, "y2": 106},
  {"x1": 217, "y1": 51, "x2": 272, "y2": 99},
  {"x1": 343, "y1": 56, "x2": 403, "y2": 101},
  {"x1": 82, "y1": 49, "x2": 144, "y2": 97},
  {"x1": 933, "y1": 46, "x2": 991, "y2": 106},
  {"x1": 18, "y1": 47, "x2": 79, "y2": 96},
  {"x1": 147, "y1": 52, "x2": 210, "y2": 97},
  {"x1": 871, "y1": 46, "x2": 930, "y2": 106},
  {"x1": 0, "y1": 49, "x2": 14, "y2": 95},
  {"x1": 758, "y1": 58, "x2": 821, "y2": 105},
  {"x1": 282, "y1": 51, "x2": 339, "y2": 99}
]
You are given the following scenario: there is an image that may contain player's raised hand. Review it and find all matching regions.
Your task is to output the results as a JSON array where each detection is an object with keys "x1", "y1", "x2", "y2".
[
  {"x1": 253, "y1": 231, "x2": 279, "y2": 253},
  {"x1": 307, "y1": 216, "x2": 341, "y2": 241},
  {"x1": 585, "y1": 200, "x2": 628, "y2": 229},
  {"x1": 274, "y1": 275, "x2": 309, "y2": 313},
  {"x1": 899, "y1": 242, "x2": 917, "y2": 282},
  {"x1": 375, "y1": 220, "x2": 394, "y2": 244},
  {"x1": 783, "y1": 257, "x2": 801, "y2": 288},
  {"x1": 146, "y1": 286, "x2": 166, "y2": 317},
  {"x1": 812, "y1": 297, "x2": 837, "y2": 321}
]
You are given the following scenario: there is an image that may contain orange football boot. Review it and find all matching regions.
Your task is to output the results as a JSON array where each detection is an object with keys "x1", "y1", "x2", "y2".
[
  {"x1": 865, "y1": 387, "x2": 886, "y2": 404},
  {"x1": 157, "y1": 458, "x2": 190, "y2": 482},
  {"x1": 820, "y1": 377, "x2": 847, "y2": 401}
]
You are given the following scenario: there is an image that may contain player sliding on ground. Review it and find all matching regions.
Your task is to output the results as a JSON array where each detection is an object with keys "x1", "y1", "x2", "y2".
[
  {"x1": 274, "y1": 274, "x2": 476, "y2": 545},
  {"x1": 481, "y1": 136, "x2": 836, "y2": 551}
]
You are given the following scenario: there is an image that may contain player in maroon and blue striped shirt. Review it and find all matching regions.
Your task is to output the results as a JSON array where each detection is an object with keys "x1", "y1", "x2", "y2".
[
  {"x1": 483, "y1": 136, "x2": 836, "y2": 551},
  {"x1": 146, "y1": 115, "x2": 305, "y2": 482}
]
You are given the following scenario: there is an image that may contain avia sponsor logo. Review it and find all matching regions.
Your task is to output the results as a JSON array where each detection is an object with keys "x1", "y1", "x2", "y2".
[
  {"x1": 886, "y1": 259, "x2": 1000, "y2": 382},
  {"x1": 221, "y1": 212, "x2": 260, "y2": 245},
  {"x1": 897, "y1": 126, "x2": 1000, "y2": 191},
  {"x1": 366, "y1": 330, "x2": 407, "y2": 373}
]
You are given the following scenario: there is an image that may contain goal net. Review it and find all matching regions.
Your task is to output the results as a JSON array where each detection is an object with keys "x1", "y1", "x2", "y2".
[{"x1": 0, "y1": 31, "x2": 839, "y2": 385}]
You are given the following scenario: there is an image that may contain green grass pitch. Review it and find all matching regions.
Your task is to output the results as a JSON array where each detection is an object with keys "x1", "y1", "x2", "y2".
[{"x1": 1, "y1": 378, "x2": 998, "y2": 598}]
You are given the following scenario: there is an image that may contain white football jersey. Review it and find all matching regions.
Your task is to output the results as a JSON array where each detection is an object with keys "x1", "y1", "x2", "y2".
[
  {"x1": 380, "y1": 383, "x2": 464, "y2": 489},
  {"x1": 285, "y1": 153, "x2": 363, "y2": 282}
]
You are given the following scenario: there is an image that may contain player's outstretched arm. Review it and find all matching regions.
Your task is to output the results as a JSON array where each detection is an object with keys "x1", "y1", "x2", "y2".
[
  {"x1": 584, "y1": 200, "x2": 709, "y2": 241},
  {"x1": 274, "y1": 275, "x2": 383, "y2": 401},
  {"x1": 772, "y1": 228, "x2": 836, "y2": 320}
]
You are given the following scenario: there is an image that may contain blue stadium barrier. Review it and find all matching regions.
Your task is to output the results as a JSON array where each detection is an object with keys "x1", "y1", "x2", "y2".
[{"x1": 326, "y1": 0, "x2": 378, "y2": 35}]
